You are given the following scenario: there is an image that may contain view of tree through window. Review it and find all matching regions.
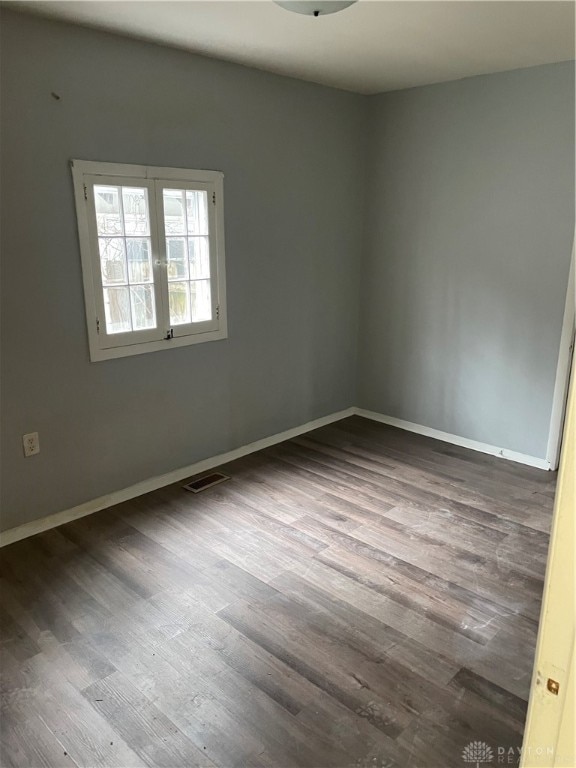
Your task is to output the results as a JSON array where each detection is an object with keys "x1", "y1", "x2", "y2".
[
  {"x1": 163, "y1": 189, "x2": 212, "y2": 326},
  {"x1": 95, "y1": 186, "x2": 156, "y2": 334}
]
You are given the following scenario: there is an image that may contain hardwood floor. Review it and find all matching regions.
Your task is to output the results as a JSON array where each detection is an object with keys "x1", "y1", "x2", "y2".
[{"x1": 0, "y1": 416, "x2": 555, "y2": 768}]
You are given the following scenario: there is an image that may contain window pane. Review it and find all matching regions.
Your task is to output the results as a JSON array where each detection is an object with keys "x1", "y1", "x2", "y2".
[
  {"x1": 104, "y1": 287, "x2": 131, "y2": 333},
  {"x1": 190, "y1": 279, "x2": 212, "y2": 322},
  {"x1": 130, "y1": 285, "x2": 156, "y2": 330},
  {"x1": 163, "y1": 190, "x2": 186, "y2": 235},
  {"x1": 99, "y1": 238, "x2": 127, "y2": 285},
  {"x1": 186, "y1": 190, "x2": 209, "y2": 235},
  {"x1": 95, "y1": 186, "x2": 123, "y2": 235},
  {"x1": 167, "y1": 238, "x2": 189, "y2": 280},
  {"x1": 188, "y1": 237, "x2": 210, "y2": 279},
  {"x1": 122, "y1": 187, "x2": 150, "y2": 236},
  {"x1": 169, "y1": 281, "x2": 191, "y2": 325},
  {"x1": 126, "y1": 239, "x2": 152, "y2": 283}
]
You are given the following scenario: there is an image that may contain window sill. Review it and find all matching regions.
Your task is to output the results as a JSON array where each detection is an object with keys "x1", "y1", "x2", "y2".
[{"x1": 88, "y1": 326, "x2": 228, "y2": 362}]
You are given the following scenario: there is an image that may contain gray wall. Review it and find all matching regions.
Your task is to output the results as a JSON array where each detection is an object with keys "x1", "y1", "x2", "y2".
[
  {"x1": 359, "y1": 62, "x2": 575, "y2": 458},
  {"x1": 1, "y1": 11, "x2": 574, "y2": 534},
  {"x1": 0, "y1": 10, "x2": 366, "y2": 531}
]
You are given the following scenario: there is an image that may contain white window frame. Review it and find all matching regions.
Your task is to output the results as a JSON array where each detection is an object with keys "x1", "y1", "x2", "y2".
[{"x1": 71, "y1": 160, "x2": 227, "y2": 362}]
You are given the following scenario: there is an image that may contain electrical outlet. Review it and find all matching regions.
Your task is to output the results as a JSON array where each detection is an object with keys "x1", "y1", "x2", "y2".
[{"x1": 22, "y1": 432, "x2": 40, "y2": 457}]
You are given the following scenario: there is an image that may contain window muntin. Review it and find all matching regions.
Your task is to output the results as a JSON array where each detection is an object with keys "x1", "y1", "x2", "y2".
[
  {"x1": 72, "y1": 161, "x2": 226, "y2": 361},
  {"x1": 158, "y1": 185, "x2": 217, "y2": 333},
  {"x1": 94, "y1": 184, "x2": 156, "y2": 335}
]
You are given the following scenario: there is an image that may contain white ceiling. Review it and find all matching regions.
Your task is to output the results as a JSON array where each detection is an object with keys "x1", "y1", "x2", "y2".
[{"x1": 8, "y1": 0, "x2": 575, "y2": 94}]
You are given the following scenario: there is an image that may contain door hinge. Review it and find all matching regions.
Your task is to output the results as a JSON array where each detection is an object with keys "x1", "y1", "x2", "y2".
[
  {"x1": 84, "y1": 184, "x2": 88, "y2": 201},
  {"x1": 212, "y1": 191, "x2": 216, "y2": 205},
  {"x1": 216, "y1": 304, "x2": 220, "y2": 319},
  {"x1": 165, "y1": 328, "x2": 174, "y2": 340},
  {"x1": 96, "y1": 317, "x2": 100, "y2": 334}
]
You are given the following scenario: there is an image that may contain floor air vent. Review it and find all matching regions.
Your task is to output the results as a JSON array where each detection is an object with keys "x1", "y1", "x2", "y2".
[{"x1": 183, "y1": 472, "x2": 230, "y2": 493}]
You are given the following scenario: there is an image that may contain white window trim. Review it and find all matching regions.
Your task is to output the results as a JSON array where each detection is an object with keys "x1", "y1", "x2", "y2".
[{"x1": 71, "y1": 160, "x2": 228, "y2": 362}]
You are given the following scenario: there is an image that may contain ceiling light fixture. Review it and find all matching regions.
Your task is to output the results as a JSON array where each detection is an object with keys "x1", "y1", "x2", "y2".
[{"x1": 274, "y1": 1, "x2": 357, "y2": 17}]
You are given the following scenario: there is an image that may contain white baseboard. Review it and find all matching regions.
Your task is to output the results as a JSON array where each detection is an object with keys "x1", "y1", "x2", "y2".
[
  {"x1": 0, "y1": 408, "x2": 355, "y2": 548},
  {"x1": 354, "y1": 408, "x2": 551, "y2": 471},
  {"x1": 1, "y1": 404, "x2": 551, "y2": 547}
]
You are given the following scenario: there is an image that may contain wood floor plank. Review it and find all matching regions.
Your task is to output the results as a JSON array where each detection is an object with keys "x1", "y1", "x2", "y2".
[
  {"x1": 1, "y1": 649, "x2": 146, "y2": 767},
  {"x1": 217, "y1": 597, "x2": 414, "y2": 740},
  {"x1": 0, "y1": 416, "x2": 554, "y2": 767},
  {"x1": 82, "y1": 671, "x2": 217, "y2": 768}
]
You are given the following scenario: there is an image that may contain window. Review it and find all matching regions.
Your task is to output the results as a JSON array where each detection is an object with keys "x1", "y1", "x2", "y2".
[{"x1": 71, "y1": 160, "x2": 227, "y2": 361}]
